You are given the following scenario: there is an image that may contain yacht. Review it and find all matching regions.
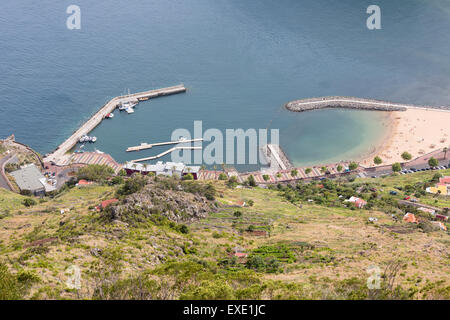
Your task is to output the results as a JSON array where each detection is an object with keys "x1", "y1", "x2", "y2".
[{"x1": 125, "y1": 106, "x2": 135, "y2": 114}]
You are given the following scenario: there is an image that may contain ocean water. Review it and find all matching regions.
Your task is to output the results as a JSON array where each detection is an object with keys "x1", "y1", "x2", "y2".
[{"x1": 1, "y1": 0, "x2": 450, "y2": 169}]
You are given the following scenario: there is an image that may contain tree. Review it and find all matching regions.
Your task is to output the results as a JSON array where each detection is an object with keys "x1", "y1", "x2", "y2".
[
  {"x1": 22, "y1": 198, "x2": 36, "y2": 207},
  {"x1": 77, "y1": 164, "x2": 114, "y2": 182},
  {"x1": 182, "y1": 173, "x2": 194, "y2": 180},
  {"x1": 428, "y1": 157, "x2": 439, "y2": 167},
  {"x1": 349, "y1": 162, "x2": 358, "y2": 171},
  {"x1": 392, "y1": 162, "x2": 402, "y2": 172},
  {"x1": 117, "y1": 174, "x2": 147, "y2": 196},
  {"x1": 291, "y1": 169, "x2": 298, "y2": 177},
  {"x1": 262, "y1": 174, "x2": 270, "y2": 181},
  {"x1": 444, "y1": 147, "x2": 448, "y2": 160},
  {"x1": 373, "y1": 156, "x2": 382, "y2": 165},
  {"x1": 247, "y1": 175, "x2": 256, "y2": 187},
  {"x1": 227, "y1": 176, "x2": 238, "y2": 188},
  {"x1": 305, "y1": 168, "x2": 312, "y2": 175},
  {"x1": 337, "y1": 165, "x2": 343, "y2": 172},
  {"x1": 401, "y1": 152, "x2": 412, "y2": 161},
  {"x1": 233, "y1": 210, "x2": 242, "y2": 218},
  {"x1": 218, "y1": 173, "x2": 228, "y2": 180},
  {"x1": 320, "y1": 166, "x2": 327, "y2": 174}
]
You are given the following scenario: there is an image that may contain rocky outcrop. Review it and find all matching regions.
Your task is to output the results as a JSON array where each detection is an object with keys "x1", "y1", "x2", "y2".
[
  {"x1": 284, "y1": 96, "x2": 444, "y2": 112},
  {"x1": 107, "y1": 178, "x2": 215, "y2": 224}
]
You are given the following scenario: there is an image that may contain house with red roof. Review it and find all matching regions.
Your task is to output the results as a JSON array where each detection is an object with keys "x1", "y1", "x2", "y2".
[{"x1": 96, "y1": 199, "x2": 119, "y2": 211}]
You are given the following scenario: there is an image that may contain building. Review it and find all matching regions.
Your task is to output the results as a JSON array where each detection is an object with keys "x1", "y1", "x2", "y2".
[
  {"x1": 426, "y1": 177, "x2": 450, "y2": 195},
  {"x1": 345, "y1": 196, "x2": 367, "y2": 208},
  {"x1": 96, "y1": 199, "x2": 119, "y2": 211},
  {"x1": 403, "y1": 213, "x2": 419, "y2": 224},
  {"x1": 123, "y1": 161, "x2": 200, "y2": 180},
  {"x1": 10, "y1": 164, "x2": 55, "y2": 196}
]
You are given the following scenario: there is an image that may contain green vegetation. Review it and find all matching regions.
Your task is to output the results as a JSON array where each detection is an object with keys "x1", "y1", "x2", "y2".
[
  {"x1": 218, "y1": 173, "x2": 228, "y2": 180},
  {"x1": 349, "y1": 162, "x2": 358, "y2": 171},
  {"x1": 76, "y1": 164, "x2": 114, "y2": 182},
  {"x1": 401, "y1": 152, "x2": 412, "y2": 161},
  {"x1": 305, "y1": 168, "x2": 312, "y2": 175},
  {"x1": 374, "y1": 156, "x2": 382, "y2": 165},
  {"x1": 392, "y1": 163, "x2": 402, "y2": 172},
  {"x1": 0, "y1": 165, "x2": 449, "y2": 300},
  {"x1": 428, "y1": 157, "x2": 439, "y2": 167}
]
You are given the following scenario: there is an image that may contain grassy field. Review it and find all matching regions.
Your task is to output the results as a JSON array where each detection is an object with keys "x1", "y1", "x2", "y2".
[{"x1": 0, "y1": 171, "x2": 448, "y2": 299}]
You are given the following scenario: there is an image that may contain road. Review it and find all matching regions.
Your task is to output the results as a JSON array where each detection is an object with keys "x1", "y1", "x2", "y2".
[{"x1": 0, "y1": 154, "x2": 14, "y2": 191}]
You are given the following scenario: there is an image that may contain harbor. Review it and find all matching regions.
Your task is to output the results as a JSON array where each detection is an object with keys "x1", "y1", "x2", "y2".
[{"x1": 43, "y1": 84, "x2": 186, "y2": 165}]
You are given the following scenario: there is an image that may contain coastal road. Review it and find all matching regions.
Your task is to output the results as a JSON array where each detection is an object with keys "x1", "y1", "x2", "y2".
[{"x1": 0, "y1": 154, "x2": 14, "y2": 191}]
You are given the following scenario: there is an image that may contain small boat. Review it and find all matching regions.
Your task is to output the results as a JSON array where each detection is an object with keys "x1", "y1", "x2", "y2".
[
  {"x1": 95, "y1": 149, "x2": 104, "y2": 154},
  {"x1": 125, "y1": 106, "x2": 134, "y2": 114},
  {"x1": 79, "y1": 135, "x2": 89, "y2": 143},
  {"x1": 106, "y1": 113, "x2": 114, "y2": 118},
  {"x1": 119, "y1": 100, "x2": 138, "y2": 111},
  {"x1": 91, "y1": 137, "x2": 97, "y2": 143}
]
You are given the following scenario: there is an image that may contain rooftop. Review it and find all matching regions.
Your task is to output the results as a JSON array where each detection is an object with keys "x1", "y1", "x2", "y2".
[{"x1": 10, "y1": 164, "x2": 45, "y2": 192}]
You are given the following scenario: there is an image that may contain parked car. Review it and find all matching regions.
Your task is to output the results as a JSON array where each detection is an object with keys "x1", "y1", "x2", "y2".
[
  {"x1": 404, "y1": 196, "x2": 411, "y2": 200},
  {"x1": 390, "y1": 191, "x2": 398, "y2": 195}
]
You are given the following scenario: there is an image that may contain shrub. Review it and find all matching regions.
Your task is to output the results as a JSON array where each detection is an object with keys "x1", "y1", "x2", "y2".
[
  {"x1": 218, "y1": 173, "x2": 228, "y2": 180},
  {"x1": 182, "y1": 173, "x2": 194, "y2": 181},
  {"x1": 76, "y1": 164, "x2": 114, "y2": 182},
  {"x1": 401, "y1": 152, "x2": 412, "y2": 161},
  {"x1": 247, "y1": 175, "x2": 256, "y2": 187},
  {"x1": 233, "y1": 210, "x2": 242, "y2": 218},
  {"x1": 247, "y1": 200, "x2": 254, "y2": 207},
  {"x1": 22, "y1": 198, "x2": 36, "y2": 207},
  {"x1": 305, "y1": 168, "x2": 312, "y2": 174},
  {"x1": 392, "y1": 163, "x2": 402, "y2": 172},
  {"x1": 373, "y1": 156, "x2": 382, "y2": 165},
  {"x1": 428, "y1": 157, "x2": 439, "y2": 167},
  {"x1": 117, "y1": 174, "x2": 147, "y2": 196},
  {"x1": 349, "y1": 162, "x2": 358, "y2": 171}
]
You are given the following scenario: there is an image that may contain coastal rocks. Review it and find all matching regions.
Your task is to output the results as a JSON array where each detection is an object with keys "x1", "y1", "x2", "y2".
[{"x1": 285, "y1": 96, "x2": 413, "y2": 112}]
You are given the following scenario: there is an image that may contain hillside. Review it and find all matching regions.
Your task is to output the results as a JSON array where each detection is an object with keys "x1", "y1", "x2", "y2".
[{"x1": 0, "y1": 170, "x2": 448, "y2": 300}]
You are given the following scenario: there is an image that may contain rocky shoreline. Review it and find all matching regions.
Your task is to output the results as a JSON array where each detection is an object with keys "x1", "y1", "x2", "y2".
[{"x1": 285, "y1": 96, "x2": 447, "y2": 112}]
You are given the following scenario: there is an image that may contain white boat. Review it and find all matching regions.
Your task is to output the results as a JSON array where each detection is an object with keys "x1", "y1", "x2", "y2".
[
  {"x1": 119, "y1": 99, "x2": 138, "y2": 111},
  {"x1": 125, "y1": 106, "x2": 135, "y2": 114},
  {"x1": 91, "y1": 136, "x2": 97, "y2": 143}
]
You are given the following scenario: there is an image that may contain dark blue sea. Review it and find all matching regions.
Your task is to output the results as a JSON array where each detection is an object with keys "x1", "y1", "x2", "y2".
[{"x1": 1, "y1": 0, "x2": 449, "y2": 169}]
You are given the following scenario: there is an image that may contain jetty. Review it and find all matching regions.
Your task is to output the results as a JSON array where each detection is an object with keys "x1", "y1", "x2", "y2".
[
  {"x1": 44, "y1": 84, "x2": 186, "y2": 165},
  {"x1": 262, "y1": 144, "x2": 293, "y2": 171},
  {"x1": 285, "y1": 96, "x2": 449, "y2": 113},
  {"x1": 126, "y1": 138, "x2": 204, "y2": 152},
  {"x1": 130, "y1": 146, "x2": 202, "y2": 163}
]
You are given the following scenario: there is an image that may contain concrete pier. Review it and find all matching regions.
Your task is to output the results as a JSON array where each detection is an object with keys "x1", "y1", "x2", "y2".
[
  {"x1": 44, "y1": 84, "x2": 186, "y2": 165},
  {"x1": 262, "y1": 144, "x2": 293, "y2": 171},
  {"x1": 126, "y1": 138, "x2": 204, "y2": 152}
]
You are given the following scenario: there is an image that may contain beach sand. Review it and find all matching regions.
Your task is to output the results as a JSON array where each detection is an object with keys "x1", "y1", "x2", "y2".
[{"x1": 360, "y1": 108, "x2": 450, "y2": 166}]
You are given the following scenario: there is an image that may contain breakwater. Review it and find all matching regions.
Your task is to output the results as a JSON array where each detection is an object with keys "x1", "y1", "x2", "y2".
[
  {"x1": 44, "y1": 85, "x2": 186, "y2": 165},
  {"x1": 285, "y1": 96, "x2": 448, "y2": 112}
]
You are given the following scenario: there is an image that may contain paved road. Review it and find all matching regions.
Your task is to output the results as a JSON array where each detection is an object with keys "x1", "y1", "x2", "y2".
[{"x1": 0, "y1": 154, "x2": 14, "y2": 191}]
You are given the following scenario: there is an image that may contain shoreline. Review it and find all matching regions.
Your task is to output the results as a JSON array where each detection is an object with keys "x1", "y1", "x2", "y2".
[{"x1": 359, "y1": 107, "x2": 450, "y2": 167}]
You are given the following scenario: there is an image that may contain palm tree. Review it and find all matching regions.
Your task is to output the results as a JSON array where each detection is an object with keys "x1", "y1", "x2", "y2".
[
  {"x1": 142, "y1": 163, "x2": 148, "y2": 174},
  {"x1": 444, "y1": 147, "x2": 448, "y2": 160}
]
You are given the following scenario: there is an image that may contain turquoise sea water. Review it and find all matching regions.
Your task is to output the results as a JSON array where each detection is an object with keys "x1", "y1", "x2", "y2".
[{"x1": 1, "y1": 0, "x2": 450, "y2": 169}]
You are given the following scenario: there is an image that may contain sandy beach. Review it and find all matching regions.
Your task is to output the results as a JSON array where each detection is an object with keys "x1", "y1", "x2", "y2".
[{"x1": 360, "y1": 107, "x2": 450, "y2": 166}]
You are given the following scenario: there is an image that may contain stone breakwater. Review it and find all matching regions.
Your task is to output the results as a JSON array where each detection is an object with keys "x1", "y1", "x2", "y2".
[{"x1": 285, "y1": 96, "x2": 448, "y2": 112}]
